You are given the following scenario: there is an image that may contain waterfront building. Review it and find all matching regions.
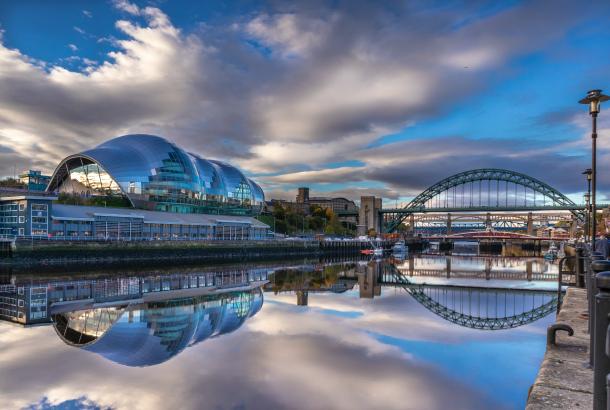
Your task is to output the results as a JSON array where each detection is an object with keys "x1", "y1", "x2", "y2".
[
  {"x1": 19, "y1": 170, "x2": 51, "y2": 191},
  {"x1": 0, "y1": 134, "x2": 269, "y2": 239},
  {"x1": 47, "y1": 134, "x2": 265, "y2": 216},
  {"x1": 266, "y1": 187, "x2": 358, "y2": 224}
]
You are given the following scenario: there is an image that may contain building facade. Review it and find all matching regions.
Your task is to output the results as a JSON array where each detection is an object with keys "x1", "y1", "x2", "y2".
[
  {"x1": 266, "y1": 187, "x2": 359, "y2": 224},
  {"x1": 0, "y1": 134, "x2": 270, "y2": 240},
  {"x1": 47, "y1": 134, "x2": 265, "y2": 216}
]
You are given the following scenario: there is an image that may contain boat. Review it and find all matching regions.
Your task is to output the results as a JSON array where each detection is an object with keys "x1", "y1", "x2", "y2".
[
  {"x1": 392, "y1": 240, "x2": 408, "y2": 254},
  {"x1": 360, "y1": 240, "x2": 384, "y2": 256},
  {"x1": 544, "y1": 242, "x2": 559, "y2": 261}
]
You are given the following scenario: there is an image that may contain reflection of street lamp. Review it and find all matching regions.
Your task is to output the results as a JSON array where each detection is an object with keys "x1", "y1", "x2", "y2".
[
  {"x1": 579, "y1": 90, "x2": 610, "y2": 249},
  {"x1": 583, "y1": 169, "x2": 592, "y2": 242}
]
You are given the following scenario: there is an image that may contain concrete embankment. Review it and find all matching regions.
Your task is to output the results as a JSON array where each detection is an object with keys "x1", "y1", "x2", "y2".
[
  {"x1": 526, "y1": 287, "x2": 592, "y2": 409},
  {"x1": 0, "y1": 239, "x2": 389, "y2": 267}
]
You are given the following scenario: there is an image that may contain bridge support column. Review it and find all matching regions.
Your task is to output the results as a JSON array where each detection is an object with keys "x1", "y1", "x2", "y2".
[
  {"x1": 485, "y1": 258, "x2": 491, "y2": 280},
  {"x1": 446, "y1": 256, "x2": 451, "y2": 278},
  {"x1": 527, "y1": 212, "x2": 534, "y2": 236},
  {"x1": 570, "y1": 215, "x2": 578, "y2": 238},
  {"x1": 409, "y1": 255, "x2": 414, "y2": 276},
  {"x1": 409, "y1": 214, "x2": 415, "y2": 236},
  {"x1": 447, "y1": 213, "x2": 452, "y2": 236},
  {"x1": 526, "y1": 261, "x2": 533, "y2": 281},
  {"x1": 486, "y1": 212, "x2": 492, "y2": 230},
  {"x1": 358, "y1": 196, "x2": 382, "y2": 236},
  {"x1": 297, "y1": 291, "x2": 308, "y2": 306}
]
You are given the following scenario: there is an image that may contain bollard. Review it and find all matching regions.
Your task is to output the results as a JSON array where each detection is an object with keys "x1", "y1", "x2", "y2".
[
  {"x1": 593, "y1": 271, "x2": 610, "y2": 410},
  {"x1": 547, "y1": 323, "x2": 573, "y2": 347},
  {"x1": 591, "y1": 260, "x2": 610, "y2": 366}
]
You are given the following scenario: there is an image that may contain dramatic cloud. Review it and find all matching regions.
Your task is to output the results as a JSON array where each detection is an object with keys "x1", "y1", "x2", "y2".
[{"x1": 0, "y1": 0, "x2": 607, "y2": 201}]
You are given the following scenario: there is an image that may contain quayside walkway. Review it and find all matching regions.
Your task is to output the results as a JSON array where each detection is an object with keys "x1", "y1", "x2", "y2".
[{"x1": 526, "y1": 288, "x2": 592, "y2": 409}]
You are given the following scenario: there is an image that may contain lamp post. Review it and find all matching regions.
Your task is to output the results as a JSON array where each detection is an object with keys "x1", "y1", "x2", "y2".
[
  {"x1": 579, "y1": 90, "x2": 610, "y2": 250},
  {"x1": 584, "y1": 192, "x2": 591, "y2": 242},
  {"x1": 584, "y1": 168, "x2": 592, "y2": 242}
]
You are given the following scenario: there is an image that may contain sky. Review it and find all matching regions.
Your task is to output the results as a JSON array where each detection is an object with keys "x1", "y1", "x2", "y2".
[{"x1": 1, "y1": 0, "x2": 610, "y2": 204}]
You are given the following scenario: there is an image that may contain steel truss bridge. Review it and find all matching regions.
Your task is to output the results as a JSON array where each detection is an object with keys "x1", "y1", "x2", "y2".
[
  {"x1": 383, "y1": 168, "x2": 590, "y2": 233},
  {"x1": 380, "y1": 263, "x2": 558, "y2": 330}
]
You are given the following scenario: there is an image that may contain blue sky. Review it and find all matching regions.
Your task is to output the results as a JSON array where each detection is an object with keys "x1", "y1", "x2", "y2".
[{"x1": 1, "y1": 0, "x2": 610, "y2": 203}]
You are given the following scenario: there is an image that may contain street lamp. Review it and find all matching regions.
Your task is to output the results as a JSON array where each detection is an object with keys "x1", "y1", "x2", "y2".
[
  {"x1": 579, "y1": 89, "x2": 610, "y2": 249},
  {"x1": 583, "y1": 168, "x2": 592, "y2": 242}
]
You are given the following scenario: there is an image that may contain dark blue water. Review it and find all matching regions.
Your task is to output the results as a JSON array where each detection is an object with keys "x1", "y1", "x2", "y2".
[{"x1": 0, "y1": 256, "x2": 557, "y2": 409}]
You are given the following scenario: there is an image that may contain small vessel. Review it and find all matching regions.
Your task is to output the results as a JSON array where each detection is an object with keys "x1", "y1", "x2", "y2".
[
  {"x1": 544, "y1": 242, "x2": 558, "y2": 261},
  {"x1": 360, "y1": 240, "x2": 384, "y2": 256},
  {"x1": 392, "y1": 240, "x2": 408, "y2": 254}
]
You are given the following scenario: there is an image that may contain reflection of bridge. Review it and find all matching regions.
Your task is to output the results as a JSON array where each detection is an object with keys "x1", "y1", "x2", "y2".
[
  {"x1": 362, "y1": 168, "x2": 590, "y2": 234},
  {"x1": 267, "y1": 258, "x2": 558, "y2": 330},
  {"x1": 380, "y1": 262, "x2": 558, "y2": 330}
]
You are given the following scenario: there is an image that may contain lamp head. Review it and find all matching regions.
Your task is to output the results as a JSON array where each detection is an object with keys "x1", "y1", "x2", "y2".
[
  {"x1": 579, "y1": 89, "x2": 610, "y2": 114},
  {"x1": 583, "y1": 168, "x2": 593, "y2": 181}
]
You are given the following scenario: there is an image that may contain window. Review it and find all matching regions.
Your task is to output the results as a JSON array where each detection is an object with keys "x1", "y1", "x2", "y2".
[
  {"x1": 18, "y1": 216, "x2": 25, "y2": 224},
  {"x1": 18, "y1": 228, "x2": 24, "y2": 236},
  {"x1": 19, "y1": 203, "x2": 25, "y2": 212},
  {"x1": 18, "y1": 300, "x2": 24, "y2": 307}
]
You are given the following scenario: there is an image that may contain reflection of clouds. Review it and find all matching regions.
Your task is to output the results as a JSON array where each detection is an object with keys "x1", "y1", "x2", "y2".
[{"x1": 0, "y1": 286, "x2": 551, "y2": 410}]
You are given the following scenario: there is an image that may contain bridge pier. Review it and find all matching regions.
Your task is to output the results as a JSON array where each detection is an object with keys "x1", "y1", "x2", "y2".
[
  {"x1": 409, "y1": 214, "x2": 415, "y2": 236},
  {"x1": 358, "y1": 196, "x2": 382, "y2": 236},
  {"x1": 447, "y1": 213, "x2": 452, "y2": 236},
  {"x1": 446, "y1": 256, "x2": 451, "y2": 278},
  {"x1": 409, "y1": 255, "x2": 414, "y2": 276},
  {"x1": 486, "y1": 212, "x2": 492, "y2": 229}
]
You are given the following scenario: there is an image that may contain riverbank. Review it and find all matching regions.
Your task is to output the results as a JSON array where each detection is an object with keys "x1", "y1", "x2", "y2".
[
  {"x1": 526, "y1": 287, "x2": 592, "y2": 409},
  {"x1": 0, "y1": 239, "x2": 392, "y2": 268}
]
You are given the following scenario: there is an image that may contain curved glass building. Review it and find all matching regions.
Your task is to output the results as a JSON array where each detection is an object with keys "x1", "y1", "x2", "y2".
[{"x1": 47, "y1": 134, "x2": 264, "y2": 215}]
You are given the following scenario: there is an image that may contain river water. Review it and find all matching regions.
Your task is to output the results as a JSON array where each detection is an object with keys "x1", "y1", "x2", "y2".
[{"x1": 0, "y1": 255, "x2": 558, "y2": 410}]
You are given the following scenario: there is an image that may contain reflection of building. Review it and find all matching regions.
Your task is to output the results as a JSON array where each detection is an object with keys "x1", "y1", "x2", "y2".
[
  {"x1": 0, "y1": 268, "x2": 268, "y2": 367},
  {"x1": 0, "y1": 135, "x2": 269, "y2": 239},
  {"x1": 0, "y1": 268, "x2": 268, "y2": 326},
  {"x1": 53, "y1": 289, "x2": 263, "y2": 367},
  {"x1": 357, "y1": 261, "x2": 381, "y2": 299}
]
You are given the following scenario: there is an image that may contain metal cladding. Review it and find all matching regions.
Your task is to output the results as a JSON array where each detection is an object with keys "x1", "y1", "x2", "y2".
[{"x1": 47, "y1": 134, "x2": 264, "y2": 215}]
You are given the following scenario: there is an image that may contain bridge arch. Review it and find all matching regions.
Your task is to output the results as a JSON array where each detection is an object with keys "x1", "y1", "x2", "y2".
[{"x1": 385, "y1": 168, "x2": 582, "y2": 232}]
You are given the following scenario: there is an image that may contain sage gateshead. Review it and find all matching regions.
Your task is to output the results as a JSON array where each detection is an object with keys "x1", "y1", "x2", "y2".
[{"x1": 0, "y1": 134, "x2": 269, "y2": 240}]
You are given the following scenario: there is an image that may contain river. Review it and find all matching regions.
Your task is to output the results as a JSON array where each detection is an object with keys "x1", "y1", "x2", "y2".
[{"x1": 0, "y1": 254, "x2": 558, "y2": 409}]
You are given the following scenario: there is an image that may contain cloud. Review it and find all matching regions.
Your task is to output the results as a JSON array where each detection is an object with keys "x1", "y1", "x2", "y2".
[
  {"x1": 0, "y1": 0, "x2": 605, "y2": 202},
  {"x1": 82, "y1": 10, "x2": 93, "y2": 18},
  {"x1": 245, "y1": 13, "x2": 333, "y2": 58},
  {"x1": 68, "y1": 43, "x2": 78, "y2": 52}
]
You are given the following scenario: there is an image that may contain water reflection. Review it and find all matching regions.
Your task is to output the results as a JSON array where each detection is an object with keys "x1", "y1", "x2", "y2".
[
  {"x1": 0, "y1": 256, "x2": 558, "y2": 409},
  {"x1": 1, "y1": 267, "x2": 268, "y2": 366},
  {"x1": 53, "y1": 288, "x2": 263, "y2": 367},
  {"x1": 265, "y1": 256, "x2": 558, "y2": 330}
]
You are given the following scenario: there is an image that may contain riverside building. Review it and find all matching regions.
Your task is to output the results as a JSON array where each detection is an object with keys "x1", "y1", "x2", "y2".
[{"x1": 0, "y1": 134, "x2": 268, "y2": 240}]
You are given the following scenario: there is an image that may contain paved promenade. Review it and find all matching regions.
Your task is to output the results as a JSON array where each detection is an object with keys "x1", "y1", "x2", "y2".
[{"x1": 526, "y1": 287, "x2": 592, "y2": 409}]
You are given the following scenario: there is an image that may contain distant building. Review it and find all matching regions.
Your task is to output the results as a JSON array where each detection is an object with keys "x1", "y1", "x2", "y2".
[
  {"x1": 19, "y1": 170, "x2": 51, "y2": 191},
  {"x1": 266, "y1": 187, "x2": 358, "y2": 224}
]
